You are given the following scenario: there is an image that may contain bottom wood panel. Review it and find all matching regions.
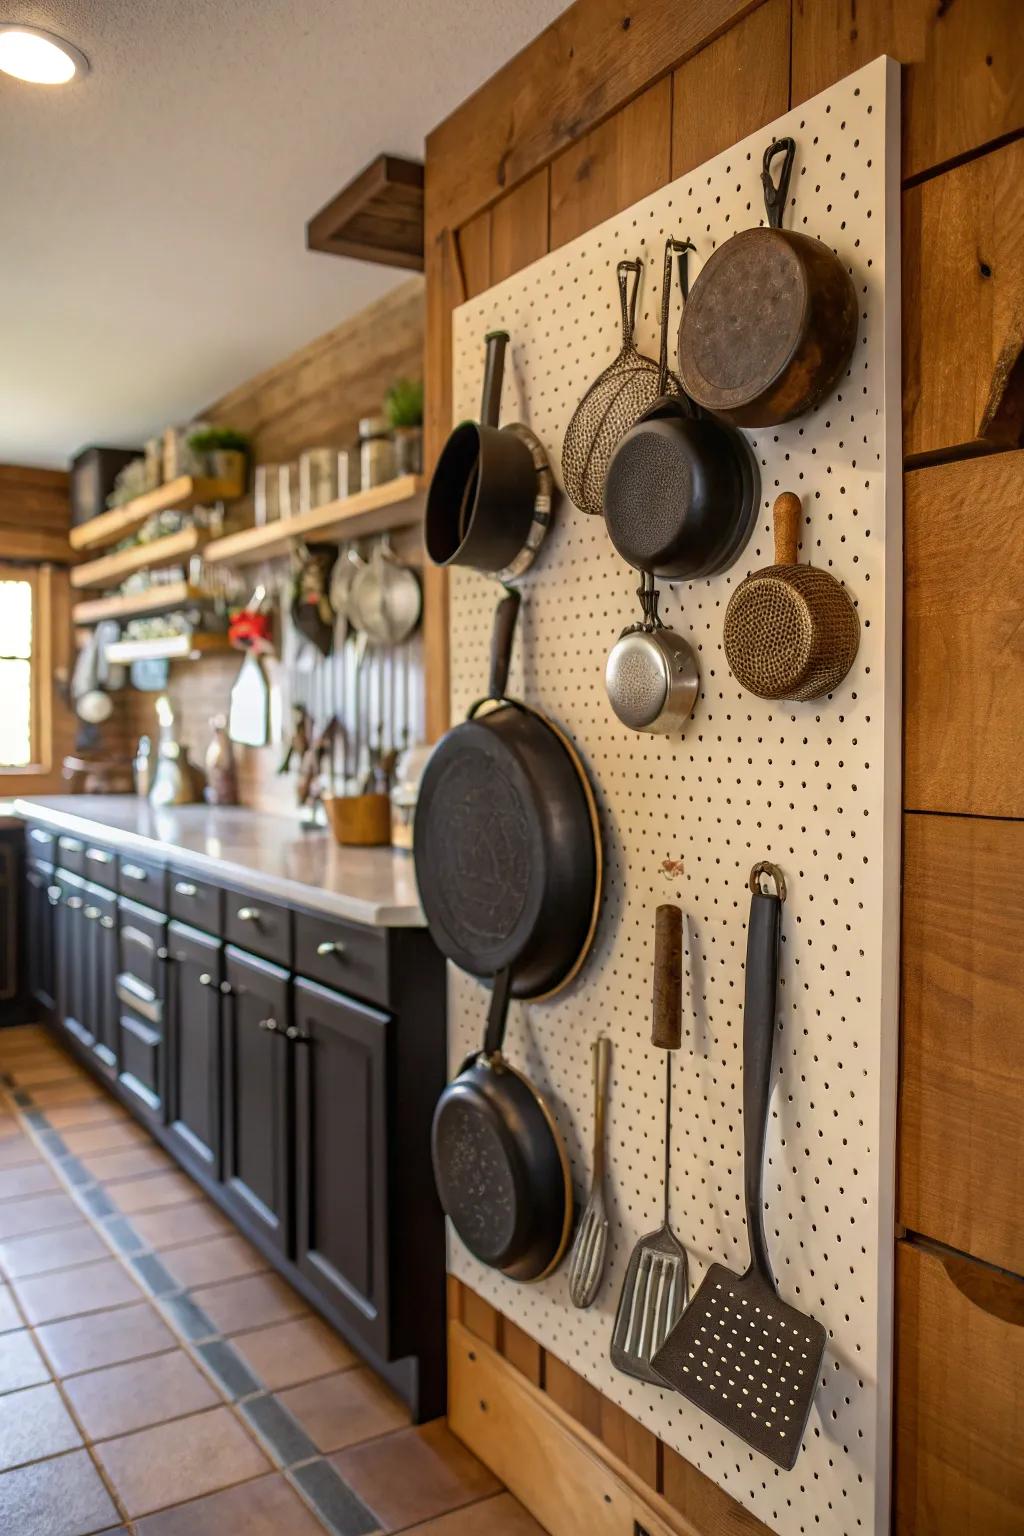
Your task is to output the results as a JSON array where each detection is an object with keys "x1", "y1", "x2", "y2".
[{"x1": 895, "y1": 1239, "x2": 1024, "y2": 1535}]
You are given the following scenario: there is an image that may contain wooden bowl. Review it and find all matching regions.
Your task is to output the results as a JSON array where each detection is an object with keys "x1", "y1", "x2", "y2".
[{"x1": 323, "y1": 793, "x2": 391, "y2": 847}]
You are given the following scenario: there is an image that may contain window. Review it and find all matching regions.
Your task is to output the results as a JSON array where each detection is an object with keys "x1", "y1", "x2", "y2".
[{"x1": 0, "y1": 565, "x2": 47, "y2": 772}]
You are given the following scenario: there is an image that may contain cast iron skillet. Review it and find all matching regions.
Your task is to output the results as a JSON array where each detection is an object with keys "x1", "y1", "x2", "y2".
[
  {"x1": 603, "y1": 239, "x2": 760, "y2": 581},
  {"x1": 415, "y1": 588, "x2": 601, "y2": 1280}
]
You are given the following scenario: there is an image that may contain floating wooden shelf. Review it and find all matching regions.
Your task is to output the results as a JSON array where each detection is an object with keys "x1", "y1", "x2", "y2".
[
  {"x1": 203, "y1": 474, "x2": 426, "y2": 567},
  {"x1": 103, "y1": 632, "x2": 230, "y2": 664},
  {"x1": 68, "y1": 475, "x2": 242, "y2": 553},
  {"x1": 72, "y1": 582, "x2": 208, "y2": 626},
  {"x1": 306, "y1": 154, "x2": 424, "y2": 271},
  {"x1": 70, "y1": 526, "x2": 210, "y2": 590}
]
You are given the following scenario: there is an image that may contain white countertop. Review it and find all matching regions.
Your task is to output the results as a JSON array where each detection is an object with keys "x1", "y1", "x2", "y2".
[{"x1": 15, "y1": 796, "x2": 425, "y2": 928}]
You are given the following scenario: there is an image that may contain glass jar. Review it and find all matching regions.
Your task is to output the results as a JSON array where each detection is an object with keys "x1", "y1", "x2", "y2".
[
  {"x1": 358, "y1": 416, "x2": 395, "y2": 490},
  {"x1": 253, "y1": 464, "x2": 281, "y2": 526},
  {"x1": 299, "y1": 448, "x2": 339, "y2": 514}
]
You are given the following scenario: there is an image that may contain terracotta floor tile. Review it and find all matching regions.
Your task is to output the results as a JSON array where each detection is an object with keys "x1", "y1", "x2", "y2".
[
  {"x1": 130, "y1": 1201, "x2": 231, "y2": 1250},
  {"x1": 0, "y1": 1328, "x2": 50, "y2": 1393},
  {"x1": 45, "y1": 1102, "x2": 130, "y2": 1133},
  {"x1": 189, "y1": 1272, "x2": 306, "y2": 1335},
  {"x1": 331, "y1": 1419, "x2": 500, "y2": 1532},
  {"x1": 134, "y1": 1470, "x2": 326, "y2": 1535},
  {"x1": 0, "y1": 1134, "x2": 41, "y2": 1170},
  {"x1": 0, "y1": 1448, "x2": 119, "y2": 1536},
  {"x1": 159, "y1": 1232, "x2": 268, "y2": 1290},
  {"x1": 0, "y1": 1160, "x2": 60, "y2": 1202},
  {"x1": 94, "y1": 1405, "x2": 270, "y2": 1519},
  {"x1": 37, "y1": 1299, "x2": 175, "y2": 1378},
  {"x1": 401, "y1": 1494, "x2": 544, "y2": 1536},
  {"x1": 26, "y1": 1082, "x2": 106, "y2": 1109},
  {"x1": 13, "y1": 1256, "x2": 142, "y2": 1325},
  {"x1": 81, "y1": 1145, "x2": 173, "y2": 1184},
  {"x1": 0, "y1": 1286, "x2": 21, "y2": 1331},
  {"x1": 0, "y1": 1382, "x2": 81, "y2": 1469},
  {"x1": 0, "y1": 1222, "x2": 110, "y2": 1279},
  {"x1": 60, "y1": 1122, "x2": 147, "y2": 1157},
  {"x1": 109, "y1": 1170, "x2": 200, "y2": 1215},
  {"x1": 63, "y1": 1349, "x2": 219, "y2": 1440},
  {"x1": 231, "y1": 1314, "x2": 358, "y2": 1391},
  {"x1": 0, "y1": 1189, "x2": 80, "y2": 1238},
  {"x1": 280, "y1": 1366, "x2": 409, "y2": 1453}
]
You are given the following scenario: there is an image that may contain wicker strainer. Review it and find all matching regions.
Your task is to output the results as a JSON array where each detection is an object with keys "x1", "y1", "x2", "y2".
[
  {"x1": 561, "y1": 258, "x2": 682, "y2": 516},
  {"x1": 723, "y1": 491, "x2": 859, "y2": 700}
]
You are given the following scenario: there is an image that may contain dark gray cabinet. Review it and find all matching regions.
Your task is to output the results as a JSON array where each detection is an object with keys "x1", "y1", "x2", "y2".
[
  {"x1": 24, "y1": 864, "x2": 58, "y2": 1015},
  {"x1": 83, "y1": 882, "x2": 118, "y2": 1077},
  {"x1": 166, "y1": 921, "x2": 222, "y2": 1178},
  {"x1": 293, "y1": 977, "x2": 390, "y2": 1355},
  {"x1": 116, "y1": 895, "x2": 167, "y2": 1124},
  {"x1": 56, "y1": 873, "x2": 91, "y2": 1051},
  {"x1": 222, "y1": 945, "x2": 291, "y2": 1254}
]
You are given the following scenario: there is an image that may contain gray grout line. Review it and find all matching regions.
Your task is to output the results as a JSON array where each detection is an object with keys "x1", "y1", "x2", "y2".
[{"x1": 1, "y1": 1037, "x2": 385, "y2": 1536}]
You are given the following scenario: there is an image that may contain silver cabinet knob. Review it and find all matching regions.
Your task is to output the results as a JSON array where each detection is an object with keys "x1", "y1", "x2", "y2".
[
  {"x1": 47, "y1": 886, "x2": 61, "y2": 907},
  {"x1": 66, "y1": 895, "x2": 83, "y2": 911},
  {"x1": 219, "y1": 980, "x2": 233, "y2": 996},
  {"x1": 156, "y1": 946, "x2": 169, "y2": 962},
  {"x1": 236, "y1": 906, "x2": 261, "y2": 923},
  {"x1": 83, "y1": 906, "x2": 101, "y2": 922},
  {"x1": 285, "y1": 1025, "x2": 310, "y2": 1044},
  {"x1": 121, "y1": 863, "x2": 147, "y2": 883},
  {"x1": 198, "y1": 972, "x2": 213, "y2": 988},
  {"x1": 86, "y1": 848, "x2": 112, "y2": 865},
  {"x1": 316, "y1": 939, "x2": 347, "y2": 959},
  {"x1": 175, "y1": 881, "x2": 198, "y2": 897},
  {"x1": 100, "y1": 915, "x2": 115, "y2": 930},
  {"x1": 59, "y1": 837, "x2": 83, "y2": 853},
  {"x1": 257, "y1": 1017, "x2": 278, "y2": 1032}
]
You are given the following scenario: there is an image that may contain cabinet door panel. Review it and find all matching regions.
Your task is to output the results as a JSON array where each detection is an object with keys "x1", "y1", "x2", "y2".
[
  {"x1": 24, "y1": 865, "x2": 57, "y2": 1014},
  {"x1": 57, "y1": 875, "x2": 92, "y2": 1049},
  {"x1": 116, "y1": 895, "x2": 167, "y2": 1122},
  {"x1": 167, "y1": 921, "x2": 222, "y2": 1178},
  {"x1": 222, "y1": 946, "x2": 290, "y2": 1253},
  {"x1": 294, "y1": 977, "x2": 390, "y2": 1354},
  {"x1": 83, "y1": 882, "x2": 118, "y2": 1077}
]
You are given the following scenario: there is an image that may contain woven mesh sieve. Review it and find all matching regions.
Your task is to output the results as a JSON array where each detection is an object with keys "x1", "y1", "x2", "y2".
[{"x1": 723, "y1": 565, "x2": 859, "y2": 700}]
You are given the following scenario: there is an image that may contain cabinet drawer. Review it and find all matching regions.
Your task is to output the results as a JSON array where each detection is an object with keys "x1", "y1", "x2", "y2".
[
  {"x1": 83, "y1": 842, "x2": 116, "y2": 888},
  {"x1": 26, "y1": 824, "x2": 56, "y2": 868},
  {"x1": 224, "y1": 891, "x2": 291, "y2": 966},
  {"x1": 118, "y1": 853, "x2": 166, "y2": 906},
  {"x1": 169, "y1": 870, "x2": 223, "y2": 936},
  {"x1": 895, "y1": 1239, "x2": 1024, "y2": 1535},
  {"x1": 118, "y1": 895, "x2": 167, "y2": 1006},
  {"x1": 56, "y1": 833, "x2": 85, "y2": 876},
  {"x1": 294, "y1": 908, "x2": 388, "y2": 1007}
]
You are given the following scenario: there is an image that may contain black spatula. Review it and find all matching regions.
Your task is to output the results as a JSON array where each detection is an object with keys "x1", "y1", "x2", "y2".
[{"x1": 652, "y1": 862, "x2": 826, "y2": 1470}]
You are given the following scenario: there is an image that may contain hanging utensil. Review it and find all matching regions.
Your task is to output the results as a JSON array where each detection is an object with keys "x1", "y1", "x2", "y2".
[
  {"x1": 349, "y1": 538, "x2": 422, "y2": 646},
  {"x1": 568, "y1": 1035, "x2": 612, "y2": 1309},
  {"x1": 604, "y1": 238, "x2": 760, "y2": 581},
  {"x1": 652, "y1": 863, "x2": 826, "y2": 1470},
  {"x1": 677, "y1": 137, "x2": 858, "y2": 427},
  {"x1": 228, "y1": 652, "x2": 271, "y2": 748},
  {"x1": 723, "y1": 491, "x2": 860, "y2": 700},
  {"x1": 610, "y1": 904, "x2": 689, "y2": 1383},
  {"x1": 561, "y1": 258, "x2": 683, "y2": 517},
  {"x1": 605, "y1": 571, "x2": 700, "y2": 734}
]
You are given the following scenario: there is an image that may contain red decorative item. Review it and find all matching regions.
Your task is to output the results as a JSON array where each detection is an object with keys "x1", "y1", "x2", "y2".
[{"x1": 229, "y1": 608, "x2": 274, "y2": 653}]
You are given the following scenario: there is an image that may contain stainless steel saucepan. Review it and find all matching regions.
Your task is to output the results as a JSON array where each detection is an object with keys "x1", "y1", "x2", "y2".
[{"x1": 605, "y1": 573, "x2": 699, "y2": 734}]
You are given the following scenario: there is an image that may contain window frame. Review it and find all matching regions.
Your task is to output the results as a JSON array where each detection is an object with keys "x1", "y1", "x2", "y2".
[{"x1": 0, "y1": 563, "x2": 53, "y2": 777}]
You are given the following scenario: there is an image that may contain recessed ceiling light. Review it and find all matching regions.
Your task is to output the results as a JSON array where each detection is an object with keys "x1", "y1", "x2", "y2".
[{"x1": 0, "y1": 23, "x2": 89, "y2": 84}]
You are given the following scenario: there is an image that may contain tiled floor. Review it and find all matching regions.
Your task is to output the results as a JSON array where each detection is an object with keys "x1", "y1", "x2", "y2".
[{"x1": 0, "y1": 1025, "x2": 541, "y2": 1536}]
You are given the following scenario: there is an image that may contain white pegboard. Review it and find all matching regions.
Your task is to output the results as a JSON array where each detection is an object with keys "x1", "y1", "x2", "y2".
[{"x1": 445, "y1": 57, "x2": 901, "y2": 1536}]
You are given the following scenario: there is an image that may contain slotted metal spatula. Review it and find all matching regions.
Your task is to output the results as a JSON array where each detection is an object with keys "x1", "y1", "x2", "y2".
[
  {"x1": 568, "y1": 1035, "x2": 611, "y2": 1308},
  {"x1": 652, "y1": 863, "x2": 826, "y2": 1470},
  {"x1": 610, "y1": 905, "x2": 689, "y2": 1382}
]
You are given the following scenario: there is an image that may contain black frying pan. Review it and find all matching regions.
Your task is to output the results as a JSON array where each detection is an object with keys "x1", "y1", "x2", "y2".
[
  {"x1": 415, "y1": 588, "x2": 601, "y2": 1280},
  {"x1": 603, "y1": 238, "x2": 760, "y2": 581}
]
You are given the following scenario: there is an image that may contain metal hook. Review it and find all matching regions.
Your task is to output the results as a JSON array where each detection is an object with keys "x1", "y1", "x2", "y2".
[{"x1": 761, "y1": 137, "x2": 795, "y2": 230}]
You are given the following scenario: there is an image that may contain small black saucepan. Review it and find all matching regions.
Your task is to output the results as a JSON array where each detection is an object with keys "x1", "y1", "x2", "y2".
[
  {"x1": 603, "y1": 239, "x2": 760, "y2": 581},
  {"x1": 425, "y1": 331, "x2": 540, "y2": 574},
  {"x1": 415, "y1": 588, "x2": 602, "y2": 1281}
]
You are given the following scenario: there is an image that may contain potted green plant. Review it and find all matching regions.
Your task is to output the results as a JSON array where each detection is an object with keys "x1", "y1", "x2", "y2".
[
  {"x1": 186, "y1": 427, "x2": 250, "y2": 493},
  {"x1": 384, "y1": 379, "x2": 424, "y2": 476}
]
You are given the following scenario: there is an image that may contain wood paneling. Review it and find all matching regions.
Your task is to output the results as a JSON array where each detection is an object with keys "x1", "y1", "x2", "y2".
[
  {"x1": 662, "y1": 1446, "x2": 776, "y2": 1535},
  {"x1": 597, "y1": 1399, "x2": 659, "y2": 1492},
  {"x1": 671, "y1": 0, "x2": 790, "y2": 178},
  {"x1": 902, "y1": 139, "x2": 1024, "y2": 459},
  {"x1": 0, "y1": 464, "x2": 70, "y2": 564},
  {"x1": 551, "y1": 80, "x2": 671, "y2": 249},
  {"x1": 491, "y1": 170, "x2": 550, "y2": 285},
  {"x1": 425, "y1": 0, "x2": 763, "y2": 236},
  {"x1": 501, "y1": 1318, "x2": 543, "y2": 1387},
  {"x1": 900, "y1": 813, "x2": 1024, "y2": 1276},
  {"x1": 461, "y1": 1288, "x2": 502, "y2": 1349},
  {"x1": 544, "y1": 1355, "x2": 603, "y2": 1439},
  {"x1": 895, "y1": 1239, "x2": 1024, "y2": 1536},
  {"x1": 459, "y1": 210, "x2": 493, "y2": 300},
  {"x1": 904, "y1": 451, "x2": 1024, "y2": 818},
  {"x1": 792, "y1": 0, "x2": 1024, "y2": 183}
]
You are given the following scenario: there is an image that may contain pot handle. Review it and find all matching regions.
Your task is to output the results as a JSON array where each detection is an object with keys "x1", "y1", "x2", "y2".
[
  {"x1": 773, "y1": 491, "x2": 802, "y2": 566},
  {"x1": 482, "y1": 966, "x2": 513, "y2": 1059},
  {"x1": 761, "y1": 137, "x2": 795, "y2": 230},
  {"x1": 488, "y1": 585, "x2": 521, "y2": 699},
  {"x1": 480, "y1": 331, "x2": 509, "y2": 428},
  {"x1": 652, "y1": 903, "x2": 683, "y2": 1049},
  {"x1": 657, "y1": 238, "x2": 695, "y2": 393},
  {"x1": 617, "y1": 259, "x2": 642, "y2": 347}
]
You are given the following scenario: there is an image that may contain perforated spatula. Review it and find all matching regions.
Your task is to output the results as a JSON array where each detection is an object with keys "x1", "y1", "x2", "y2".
[{"x1": 652, "y1": 863, "x2": 826, "y2": 1470}]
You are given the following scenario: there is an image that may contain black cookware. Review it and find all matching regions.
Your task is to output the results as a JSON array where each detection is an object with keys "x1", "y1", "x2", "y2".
[{"x1": 603, "y1": 239, "x2": 760, "y2": 581}]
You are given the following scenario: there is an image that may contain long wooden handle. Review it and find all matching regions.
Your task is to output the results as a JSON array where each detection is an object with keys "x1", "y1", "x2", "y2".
[
  {"x1": 773, "y1": 491, "x2": 802, "y2": 566},
  {"x1": 652, "y1": 904, "x2": 683, "y2": 1049}
]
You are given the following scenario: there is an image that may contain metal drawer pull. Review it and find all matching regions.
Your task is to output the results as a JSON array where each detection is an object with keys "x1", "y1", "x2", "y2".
[
  {"x1": 285, "y1": 1025, "x2": 310, "y2": 1044},
  {"x1": 316, "y1": 939, "x2": 347, "y2": 958},
  {"x1": 83, "y1": 906, "x2": 101, "y2": 921},
  {"x1": 236, "y1": 906, "x2": 261, "y2": 923},
  {"x1": 257, "y1": 1017, "x2": 278, "y2": 1032},
  {"x1": 86, "y1": 848, "x2": 112, "y2": 864},
  {"x1": 59, "y1": 837, "x2": 83, "y2": 852},
  {"x1": 175, "y1": 881, "x2": 198, "y2": 897},
  {"x1": 47, "y1": 885, "x2": 61, "y2": 906},
  {"x1": 122, "y1": 863, "x2": 147, "y2": 882},
  {"x1": 30, "y1": 829, "x2": 51, "y2": 845},
  {"x1": 198, "y1": 973, "x2": 214, "y2": 988},
  {"x1": 219, "y1": 981, "x2": 233, "y2": 996},
  {"x1": 66, "y1": 896, "x2": 84, "y2": 910},
  {"x1": 100, "y1": 916, "x2": 115, "y2": 930}
]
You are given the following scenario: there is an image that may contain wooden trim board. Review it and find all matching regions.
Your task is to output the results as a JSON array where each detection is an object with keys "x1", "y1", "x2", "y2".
[
  {"x1": 203, "y1": 475, "x2": 425, "y2": 566},
  {"x1": 70, "y1": 526, "x2": 209, "y2": 589},
  {"x1": 68, "y1": 475, "x2": 241, "y2": 552}
]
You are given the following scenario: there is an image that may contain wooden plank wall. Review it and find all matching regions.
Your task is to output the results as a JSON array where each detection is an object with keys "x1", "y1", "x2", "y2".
[{"x1": 424, "y1": 2, "x2": 1024, "y2": 1532}]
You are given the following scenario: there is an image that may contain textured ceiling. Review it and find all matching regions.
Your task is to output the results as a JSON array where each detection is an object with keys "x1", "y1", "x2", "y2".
[{"x1": 1, "y1": 0, "x2": 565, "y2": 467}]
